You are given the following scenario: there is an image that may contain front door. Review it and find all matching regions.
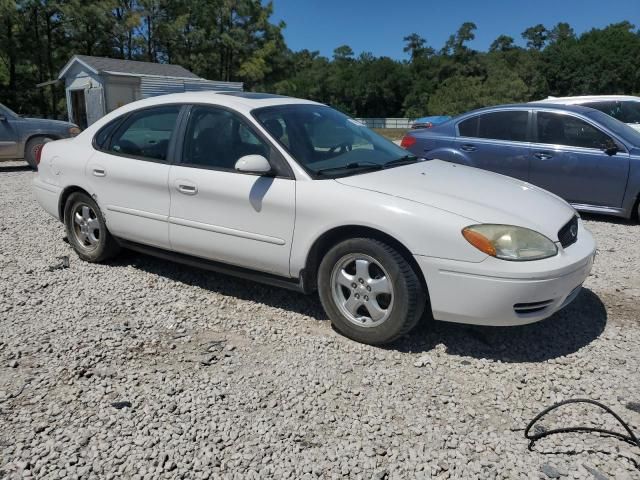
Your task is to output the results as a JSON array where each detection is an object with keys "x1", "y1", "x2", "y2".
[
  {"x1": 87, "y1": 104, "x2": 182, "y2": 248},
  {"x1": 454, "y1": 110, "x2": 531, "y2": 181},
  {"x1": 0, "y1": 105, "x2": 18, "y2": 158},
  {"x1": 168, "y1": 105, "x2": 295, "y2": 277},
  {"x1": 528, "y1": 111, "x2": 630, "y2": 208}
]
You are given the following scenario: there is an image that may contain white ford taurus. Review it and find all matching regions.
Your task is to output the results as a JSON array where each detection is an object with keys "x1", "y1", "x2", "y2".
[{"x1": 33, "y1": 92, "x2": 596, "y2": 345}]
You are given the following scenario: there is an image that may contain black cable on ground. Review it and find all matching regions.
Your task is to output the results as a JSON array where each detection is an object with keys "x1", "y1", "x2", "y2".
[{"x1": 525, "y1": 398, "x2": 640, "y2": 451}]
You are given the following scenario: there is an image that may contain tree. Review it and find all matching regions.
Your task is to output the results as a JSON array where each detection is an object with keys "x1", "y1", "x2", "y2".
[
  {"x1": 489, "y1": 34, "x2": 515, "y2": 52},
  {"x1": 522, "y1": 24, "x2": 547, "y2": 50},
  {"x1": 403, "y1": 33, "x2": 433, "y2": 61},
  {"x1": 548, "y1": 22, "x2": 575, "y2": 44},
  {"x1": 333, "y1": 45, "x2": 354, "y2": 61}
]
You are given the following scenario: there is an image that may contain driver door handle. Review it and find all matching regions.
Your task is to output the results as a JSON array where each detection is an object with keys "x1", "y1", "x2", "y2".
[
  {"x1": 460, "y1": 144, "x2": 476, "y2": 152},
  {"x1": 534, "y1": 152, "x2": 553, "y2": 160}
]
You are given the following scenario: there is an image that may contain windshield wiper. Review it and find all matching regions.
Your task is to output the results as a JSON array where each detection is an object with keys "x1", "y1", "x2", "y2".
[
  {"x1": 383, "y1": 155, "x2": 421, "y2": 169},
  {"x1": 316, "y1": 162, "x2": 383, "y2": 176}
]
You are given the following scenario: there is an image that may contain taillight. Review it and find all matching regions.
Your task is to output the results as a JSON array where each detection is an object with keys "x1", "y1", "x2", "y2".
[
  {"x1": 400, "y1": 135, "x2": 417, "y2": 149},
  {"x1": 34, "y1": 144, "x2": 44, "y2": 167}
]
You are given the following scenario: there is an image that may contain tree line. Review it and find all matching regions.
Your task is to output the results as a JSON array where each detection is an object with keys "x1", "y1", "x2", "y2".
[{"x1": 1, "y1": 1, "x2": 639, "y2": 119}]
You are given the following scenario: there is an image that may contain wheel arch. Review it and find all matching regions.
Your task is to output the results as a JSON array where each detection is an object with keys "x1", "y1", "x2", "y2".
[
  {"x1": 302, "y1": 225, "x2": 428, "y2": 295},
  {"x1": 58, "y1": 185, "x2": 91, "y2": 221}
]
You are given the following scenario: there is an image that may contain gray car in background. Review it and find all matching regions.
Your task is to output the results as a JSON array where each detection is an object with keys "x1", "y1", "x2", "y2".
[
  {"x1": 401, "y1": 103, "x2": 640, "y2": 220},
  {"x1": 0, "y1": 102, "x2": 80, "y2": 168}
]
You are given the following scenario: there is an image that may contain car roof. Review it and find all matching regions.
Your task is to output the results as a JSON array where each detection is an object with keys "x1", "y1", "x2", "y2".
[
  {"x1": 460, "y1": 102, "x2": 597, "y2": 117},
  {"x1": 108, "y1": 90, "x2": 321, "y2": 115},
  {"x1": 535, "y1": 95, "x2": 640, "y2": 104}
]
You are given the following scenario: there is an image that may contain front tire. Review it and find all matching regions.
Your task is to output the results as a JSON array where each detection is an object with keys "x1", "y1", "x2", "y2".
[
  {"x1": 64, "y1": 192, "x2": 120, "y2": 262},
  {"x1": 25, "y1": 136, "x2": 52, "y2": 169},
  {"x1": 318, "y1": 238, "x2": 426, "y2": 345}
]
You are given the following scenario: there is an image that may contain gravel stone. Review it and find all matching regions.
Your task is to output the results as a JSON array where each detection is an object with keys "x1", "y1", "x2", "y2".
[{"x1": 0, "y1": 164, "x2": 639, "y2": 479}]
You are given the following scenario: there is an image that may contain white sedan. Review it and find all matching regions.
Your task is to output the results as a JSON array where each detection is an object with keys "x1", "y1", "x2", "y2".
[{"x1": 33, "y1": 92, "x2": 596, "y2": 345}]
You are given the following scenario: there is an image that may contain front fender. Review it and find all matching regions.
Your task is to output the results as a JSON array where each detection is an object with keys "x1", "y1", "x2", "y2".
[{"x1": 290, "y1": 180, "x2": 487, "y2": 277}]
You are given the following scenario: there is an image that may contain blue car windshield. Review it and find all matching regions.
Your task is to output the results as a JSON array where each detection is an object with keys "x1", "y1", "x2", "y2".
[
  {"x1": 584, "y1": 109, "x2": 640, "y2": 147},
  {"x1": 252, "y1": 104, "x2": 412, "y2": 177}
]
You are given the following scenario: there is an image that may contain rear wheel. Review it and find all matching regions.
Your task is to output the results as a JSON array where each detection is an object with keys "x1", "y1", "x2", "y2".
[
  {"x1": 25, "y1": 136, "x2": 52, "y2": 169},
  {"x1": 318, "y1": 238, "x2": 426, "y2": 345},
  {"x1": 64, "y1": 192, "x2": 120, "y2": 262}
]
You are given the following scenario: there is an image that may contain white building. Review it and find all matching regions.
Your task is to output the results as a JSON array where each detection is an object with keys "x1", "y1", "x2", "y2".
[{"x1": 58, "y1": 55, "x2": 243, "y2": 128}]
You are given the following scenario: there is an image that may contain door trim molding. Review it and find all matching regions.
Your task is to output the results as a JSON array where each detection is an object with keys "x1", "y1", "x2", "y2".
[
  {"x1": 106, "y1": 205, "x2": 168, "y2": 222},
  {"x1": 169, "y1": 216, "x2": 286, "y2": 245}
]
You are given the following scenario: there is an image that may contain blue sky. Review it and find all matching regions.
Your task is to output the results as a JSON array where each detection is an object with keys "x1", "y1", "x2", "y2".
[{"x1": 269, "y1": 0, "x2": 639, "y2": 59}]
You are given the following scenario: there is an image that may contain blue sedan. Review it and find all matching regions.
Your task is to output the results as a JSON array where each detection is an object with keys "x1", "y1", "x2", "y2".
[{"x1": 400, "y1": 103, "x2": 640, "y2": 220}]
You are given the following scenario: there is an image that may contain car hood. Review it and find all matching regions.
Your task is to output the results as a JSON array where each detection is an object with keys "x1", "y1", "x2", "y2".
[
  {"x1": 335, "y1": 160, "x2": 576, "y2": 240},
  {"x1": 22, "y1": 117, "x2": 75, "y2": 128}
]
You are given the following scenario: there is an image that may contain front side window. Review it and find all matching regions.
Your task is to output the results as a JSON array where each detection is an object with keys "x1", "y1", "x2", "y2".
[
  {"x1": 253, "y1": 104, "x2": 409, "y2": 177},
  {"x1": 108, "y1": 106, "x2": 180, "y2": 161},
  {"x1": 583, "y1": 100, "x2": 640, "y2": 125},
  {"x1": 458, "y1": 111, "x2": 528, "y2": 142},
  {"x1": 182, "y1": 106, "x2": 269, "y2": 170},
  {"x1": 536, "y1": 111, "x2": 612, "y2": 149}
]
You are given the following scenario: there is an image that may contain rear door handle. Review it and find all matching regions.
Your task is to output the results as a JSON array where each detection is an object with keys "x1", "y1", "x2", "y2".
[
  {"x1": 177, "y1": 183, "x2": 198, "y2": 195},
  {"x1": 534, "y1": 152, "x2": 553, "y2": 160},
  {"x1": 93, "y1": 168, "x2": 106, "y2": 177},
  {"x1": 460, "y1": 144, "x2": 476, "y2": 152}
]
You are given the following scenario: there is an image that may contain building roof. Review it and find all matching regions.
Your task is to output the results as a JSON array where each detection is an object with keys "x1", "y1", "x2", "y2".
[{"x1": 59, "y1": 55, "x2": 200, "y2": 80}]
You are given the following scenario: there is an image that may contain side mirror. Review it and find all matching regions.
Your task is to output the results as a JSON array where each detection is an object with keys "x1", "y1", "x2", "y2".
[
  {"x1": 602, "y1": 139, "x2": 619, "y2": 156},
  {"x1": 235, "y1": 154, "x2": 272, "y2": 175}
]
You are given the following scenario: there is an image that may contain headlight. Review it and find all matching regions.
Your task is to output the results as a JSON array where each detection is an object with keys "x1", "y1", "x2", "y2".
[
  {"x1": 69, "y1": 126, "x2": 81, "y2": 137},
  {"x1": 462, "y1": 224, "x2": 558, "y2": 261}
]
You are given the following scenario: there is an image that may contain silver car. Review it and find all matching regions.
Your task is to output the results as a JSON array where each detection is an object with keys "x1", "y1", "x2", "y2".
[{"x1": 0, "y1": 102, "x2": 80, "y2": 168}]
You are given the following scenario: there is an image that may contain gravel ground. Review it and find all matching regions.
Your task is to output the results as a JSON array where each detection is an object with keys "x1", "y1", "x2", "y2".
[{"x1": 1, "y1": 162, "x2": 639, "y2": 479}]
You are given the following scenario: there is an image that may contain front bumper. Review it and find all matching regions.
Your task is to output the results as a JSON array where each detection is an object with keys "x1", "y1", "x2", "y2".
[{"x1": 415, "y1": 223, "x2": 596, "y2": 326}]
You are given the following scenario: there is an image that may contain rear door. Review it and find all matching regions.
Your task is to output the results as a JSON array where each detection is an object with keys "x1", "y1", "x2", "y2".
[
  {"x1": 87, "y1": 104, "x2": 182, "y2": 248},
  {"x1": 528, "y1": 110, "x2": 630, "y2": 207},
  {"x1": 454, "y1": 110, "x2": 531, "y2": 181}
]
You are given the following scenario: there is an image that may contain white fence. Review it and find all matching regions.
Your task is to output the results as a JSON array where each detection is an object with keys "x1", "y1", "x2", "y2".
[{"x1": 355, "y1": 118, "x2": 414, "y2": 129}]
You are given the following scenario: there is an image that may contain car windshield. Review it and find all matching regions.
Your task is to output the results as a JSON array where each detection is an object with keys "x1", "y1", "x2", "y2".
[
  {"x1": 0, "y1": 102, "x2": 17, "y2": 118},
  {"x1": 253, "y1": 104, "x2": 414, "y2": 177},
  {"x1": 583, "y1": 100, "x2": 640, "y2": 125},
  {"x1": 584, "y1": 109, "x2": 640, "y2": 147}
]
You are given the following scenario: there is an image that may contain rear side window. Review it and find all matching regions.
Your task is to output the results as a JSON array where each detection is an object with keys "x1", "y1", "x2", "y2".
[
  {"x1": 94, "y1": 119, "x2": 121, "y2": 149},
  {"x1": 536, "y1": 112, "x2": 612, "y2": 149},
  {"x1": 108, "y1": 106, "x2": 180, "y2": 161},
  {"x1": 458, "y1": 111, "x2": 528, "y2": 141}
]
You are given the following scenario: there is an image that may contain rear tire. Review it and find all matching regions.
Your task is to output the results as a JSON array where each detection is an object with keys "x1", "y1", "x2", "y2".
[
  {"x1": 64, "y1": 192, "x2": 120, "y2": 262},
  {"x1": 25, "y1": 136, "x2": 52, "y2": 169},
  {"x1": 318, "y1": 238, "x2": 426, "y2": 345}
]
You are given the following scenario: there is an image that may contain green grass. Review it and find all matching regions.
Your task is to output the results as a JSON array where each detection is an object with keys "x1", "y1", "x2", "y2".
[{"x1": 373, "y1": 128, "x2": 409, "y2": 141}]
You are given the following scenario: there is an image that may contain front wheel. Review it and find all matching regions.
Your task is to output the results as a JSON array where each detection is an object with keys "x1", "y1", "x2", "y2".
[
  {"x1": 64, "y1": 192, "x2": 120, "y2": 262},
  {"x1": 318, "y1": 238, "x2": 426, "y2": 345}
]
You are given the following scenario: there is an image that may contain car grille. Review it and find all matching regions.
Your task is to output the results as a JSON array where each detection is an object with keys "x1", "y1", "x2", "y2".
[{"x1": 558, "y1": 216, "x2": 579, "y2": 249}]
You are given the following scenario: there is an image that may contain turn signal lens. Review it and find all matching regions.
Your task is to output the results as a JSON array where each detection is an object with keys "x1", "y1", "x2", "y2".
[
  {"x1": 462, "y1": 228, "x2": 497, "y2": 257},
  {"x1": 400, "y1": 135, "x2": 416, "y2": 149},
  {"x1": 69, "y1": 126, "x2": 81, "y2": 136},
  {"x1": 462, "y1": 225, "x2": 558, "y2": 261}
]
